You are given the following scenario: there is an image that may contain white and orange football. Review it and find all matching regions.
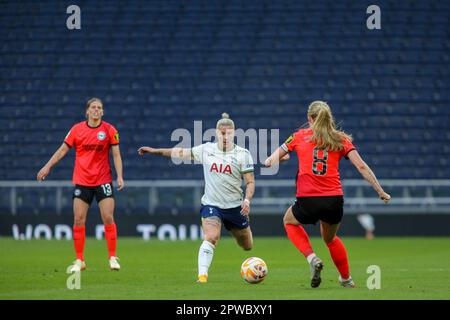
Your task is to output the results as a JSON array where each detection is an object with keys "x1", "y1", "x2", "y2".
[{"x1": 240, "y1": 257, "x2": 268, "y2": 284}]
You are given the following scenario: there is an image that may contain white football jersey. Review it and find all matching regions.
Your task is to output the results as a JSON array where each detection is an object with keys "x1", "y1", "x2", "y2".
[{"x1": 191, "y1": 142, "x2": 254, "y2": 209}]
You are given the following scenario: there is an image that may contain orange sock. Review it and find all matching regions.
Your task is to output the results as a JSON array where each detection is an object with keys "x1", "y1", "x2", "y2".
[
  {"x1": 104, "y1": 223, "x2": 117, "y2": 258},
  {"x1": 285, "y1": 224, "x2": 314, "y2": 258},
  {"x1": 326, "y1": 236, "x2": 350, "y2": 279},
  {"x1": 73, "y1": 225, "x2": 85, "y2": 261}
]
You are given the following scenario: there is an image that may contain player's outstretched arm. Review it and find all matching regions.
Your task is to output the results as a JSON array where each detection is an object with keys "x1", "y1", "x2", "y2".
[
  {"x1": 347, "y1": 150, "x2": 391, "y2": 204},
  {"x1": 111, "y1": 145, "x2": 124, "y2": 190},
  {"x1": 37, "y1": 143, "x2": 70, "y2": 181},
  {"x1": 138, "y1": 146, "x2": 193, "y2": 160},
  {"x1": 264, "y1": 147, "x2": 290, "y2": 167}
]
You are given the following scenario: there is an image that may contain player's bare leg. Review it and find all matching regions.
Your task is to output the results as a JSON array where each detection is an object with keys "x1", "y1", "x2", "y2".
[
  {"x1": 99, "y1": 197, "x2": 115, "y2": 225},
  {"x1": 74, "y1": 198, "x2": 89, "y2": 226},
  {"x1": 283, "y1": 207, "x2": 323, "y2": 288},
  {"x1": 70, "y1": 198, "x2": 89, "y2": 272},
  {"x1": 197, "y1": 217, "x2": 221, "y2": 283},
  {"x1": 320, "y1": 221, "x2": 340, "y2": 243},
  {"x1": 320, "y1": 221, "x2": 354, "y2": 287},
  {"x1": 230, "y1": 227, "x2": 253, "y2": 251},
  {"x1": 283, "y1": 206, "x2": 299, "y2": 225},
  {"x1": 99, "y1": 198, "x2": 120, "y2": 270}
]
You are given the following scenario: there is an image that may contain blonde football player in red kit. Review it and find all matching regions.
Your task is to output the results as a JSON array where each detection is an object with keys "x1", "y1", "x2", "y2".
[
  {"x1": 266, "y1": 101, "x2": 391, "y2": 288},
  {"x1": 37, "y1": 98, "x2": 124, "y2": 272}
]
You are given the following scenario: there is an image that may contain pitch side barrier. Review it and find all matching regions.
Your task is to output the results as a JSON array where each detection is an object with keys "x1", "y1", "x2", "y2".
[
  {"x1": 1, "y1": 179, "x2": 450, "y2": 215},
  {"x1": 1, "y1": 180, "x2": 450, "y2": 238}
]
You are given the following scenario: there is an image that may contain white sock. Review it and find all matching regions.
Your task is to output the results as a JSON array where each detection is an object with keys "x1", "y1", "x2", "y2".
[
  {"x1": 340, "y1": 275, "x2": 352, "y2": 282},
  {"x1": 306, "y1": 253, "x2": 316, "y2": 264},
  {"x1": 198, "y1": 240, "x2": 215, "y2": 276}
]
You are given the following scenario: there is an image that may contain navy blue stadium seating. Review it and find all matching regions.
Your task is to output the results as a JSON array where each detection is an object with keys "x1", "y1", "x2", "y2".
[{"x1": 0, "y1": 0, "x2": 449, "y2": 181}]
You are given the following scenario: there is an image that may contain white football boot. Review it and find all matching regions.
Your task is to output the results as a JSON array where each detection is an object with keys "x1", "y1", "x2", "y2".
[
  {"x1": 69, "y1": 259, "x2": 86, "y2": 273},
  {"x1": 109, "y1": 256, "x2": 121, "y2": 271}
]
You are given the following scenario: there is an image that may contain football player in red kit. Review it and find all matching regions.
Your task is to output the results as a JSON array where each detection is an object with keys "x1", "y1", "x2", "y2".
[
  {"x1": 37, "y1": 98, "x2": 124, "y2": 272},
  {"x1": 265, "y1": 101, "x2": 390, "y2": 288}
]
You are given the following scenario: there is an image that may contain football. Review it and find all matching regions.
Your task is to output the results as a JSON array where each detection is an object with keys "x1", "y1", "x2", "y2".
[{"x1": 240, "y1": 257, "x2": 268, "y2": 284}]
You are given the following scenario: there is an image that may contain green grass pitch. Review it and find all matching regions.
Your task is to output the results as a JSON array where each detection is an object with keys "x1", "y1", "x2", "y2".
[{"x1": 0, "y1": 237, "x2": 449, "y2": 300}]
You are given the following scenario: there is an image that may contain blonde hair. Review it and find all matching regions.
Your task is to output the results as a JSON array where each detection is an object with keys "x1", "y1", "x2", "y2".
[
  {"x1": 216, "y1": 112, "x2": 235, "y2": 129},
  {"x1": 308, "y1": 101, "x2": 352, "y2": 151},
  {"x1": 85, "y1": 97, "x2": 103, "y2": 110},
  {"x1": 85, "y1": 97, "x2": 103, "y2": 119}
]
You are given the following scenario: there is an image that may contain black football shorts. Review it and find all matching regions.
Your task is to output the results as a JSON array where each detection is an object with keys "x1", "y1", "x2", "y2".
[
  {"x1": 72, "y1": 182, "x2": 114, "y2": 205},
  {"x1": 291, "y1": 196, "x2": 344, "y2": 225}
]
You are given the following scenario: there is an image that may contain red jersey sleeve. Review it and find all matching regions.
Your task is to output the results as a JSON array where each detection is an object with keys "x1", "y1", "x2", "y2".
[
  {"x1": 64, "y1": 125, "x2": 77, "y2": 148},
  {"x1": 108, "y1": 125, "x2": 119, "y2": 145},
  {"x1": 281, "y1": 132, "x2": 298, "y2": 152},
  {"x1": 342, "y1": 138, "x2": 356, "y2": 159}
]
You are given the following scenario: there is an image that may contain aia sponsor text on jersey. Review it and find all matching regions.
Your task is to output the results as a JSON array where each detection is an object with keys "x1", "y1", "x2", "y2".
[{"x1": 210, "y1": 163, "x2": 232, "y2": 174}]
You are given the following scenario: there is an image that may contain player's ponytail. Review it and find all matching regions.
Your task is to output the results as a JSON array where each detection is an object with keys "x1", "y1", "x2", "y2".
[
  {"x1": 308, "y1": 101, "x2": 352, "y2": 151},
  {"x1": 216, "y1": 112, "x2": 235, "y2": 129}
]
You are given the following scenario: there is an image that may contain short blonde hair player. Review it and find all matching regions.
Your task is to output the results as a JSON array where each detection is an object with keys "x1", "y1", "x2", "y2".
[{"x1": 138, "y1": 113, "x2": 255, "y2": 283}]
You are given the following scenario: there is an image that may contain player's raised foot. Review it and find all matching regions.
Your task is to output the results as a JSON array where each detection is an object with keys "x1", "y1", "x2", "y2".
[
  {"x1": 339, "y1": 275, "x2": 356, "y2": 288},
  {"x1": 69, "y1": 259, "x2": 86, "y2": 273},
  {"x1": 309, "y1": 256, "x2": 324, "y2": 288},
  {"x1": 109, "y1": 256, "x2": 120, "y2": 271},
  {"x1": 197, "y1": 274, "x2": 208, "y2": 283}
]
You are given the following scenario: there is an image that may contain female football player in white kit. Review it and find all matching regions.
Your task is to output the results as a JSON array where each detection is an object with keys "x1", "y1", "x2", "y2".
[{"x1": 138, "y1": 113, "x2": 255, "y2": 283}]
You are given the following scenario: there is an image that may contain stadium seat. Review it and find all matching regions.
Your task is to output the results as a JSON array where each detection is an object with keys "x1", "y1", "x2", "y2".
[{"x1": 0, "y1": 0, "x2": 448, "y2": 185}]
